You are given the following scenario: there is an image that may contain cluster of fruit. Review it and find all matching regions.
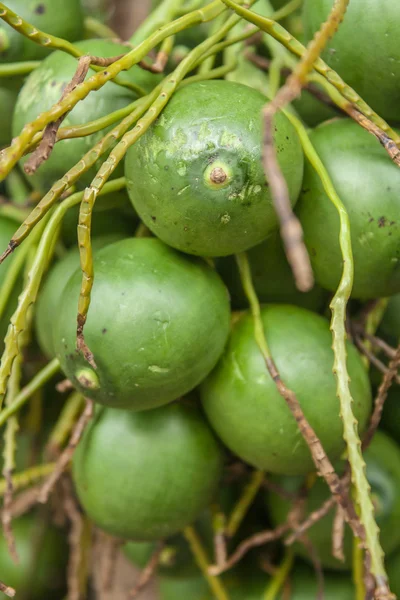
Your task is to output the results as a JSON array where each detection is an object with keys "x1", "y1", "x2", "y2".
[{"x1": 0, "y1": 0, "x2": 399, "y2": 598}]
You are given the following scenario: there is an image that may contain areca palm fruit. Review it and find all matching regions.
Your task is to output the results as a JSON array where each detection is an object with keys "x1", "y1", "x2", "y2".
[
  {"x1": 302, "y1": 0, "x2": 400, "y2": 123},
  {"x1": 0, "y1": 513, "x2": 67, "y2": 599},
  {"x1": 267, "y1": 431, "x2": 400, "y2": 570},
  {"x1": 72, "y1": 401, "x2": 224, "y2": 540},
  {"x1": 297, "y1": 119, "x2": 400, "y2": 299},
  {"x1": 125, "y1": 80, "x2": 304, "y2": 257},
  {"x1": 0, "y1": 0, "x2": 84, "y2": 63},
  {"x1": 35, "y1": 232, "x2": 128, "y2": 359},
  {"x1": 12, "y1": 39, "x2": 160, "y2": 193},
  {"x1": 201, "y1": 304, "x2": 371, "y2": 475},
  {"x1": 54, "y1": 238, "x2": 230, "y2": 410}
]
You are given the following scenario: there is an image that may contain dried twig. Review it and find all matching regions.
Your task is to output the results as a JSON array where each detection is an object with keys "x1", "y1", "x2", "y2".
[
  {"x1": 285, "y1": 495, "x2": 335, "y2": 546},
  {"x1": 209, "y1": 523, "x2": 289, "y2": 575},
  {"x1": 129, "y1": 541, "x2": 164, "y2": 598},
  {"x1": 1, "y1": 469, "x2": 18, "y2": 563},
  {"x1": 362, "y1": 343, "x2": 400, "y2": 451},
  {"x1": 38, "y1": 398, "x2": 93, "y2": 504},
  {"x1": 56, "y1": 379, "x2": 74, "y2": 393},
  {"x1": 24, "y1": 53, "x2": 125, "y2": 175},
  {"x1": 354, "y1": 335, "x2": 400, "y2": 386},
  {"x1": 9, "y1": 485, "x2": 41, "y2": 518},
  {"x1": 332, "y1": 505, "x2": 346, "y2": 562},
  {"x1": 345, "y1": 107, "x2": 400, "y2": 167}
]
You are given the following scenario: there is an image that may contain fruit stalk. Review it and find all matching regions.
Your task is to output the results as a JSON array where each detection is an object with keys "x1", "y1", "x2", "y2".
[
  {"x1": 0, "y1": 462, "x2": 56, "y2": 496},
  {"x1": 285, "y1": 112, "x2": 390, "y2": 593},
  {"x1": 226, "y1": 470, "x2": 265, "y2": 537}
]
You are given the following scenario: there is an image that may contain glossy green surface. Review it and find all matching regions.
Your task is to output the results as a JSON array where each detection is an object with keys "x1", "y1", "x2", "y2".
[
  {"x1": 267, "y1": 431, "x2": 400, "y2": 569},
  {"x1": 13, "y1": 39, "x2": 160, "y2": 192},
  {"x1": 297, "y1": 119, "x2": 400, "y2": 299},
  {"x1": 125, "y1": 81, "x2": 304, "y2": 257},
  {"x1": 0, "y1": 0, "x2": 84, "y2": 63},
  {"x1": 35, "y1": 232, "x2": 128, "y2": 358},
  {"x1": 72, "y1": 401, "x2": 224, "y2": 540},
  {"x1": 217, "y1": 231, "x2": 327, "y2": 311},
  {"x1": 55, "y1": 238, "x2": 230, "y2": 409},
  {"x1": 302, "y1": 0, "x2": 400, "y2": 123},
  {"x1": 0, "y1": 513, "x2": 66, "y2": 599},
  {"x1": 201, "y1": 304, "x2": 371, "y2": 475}
]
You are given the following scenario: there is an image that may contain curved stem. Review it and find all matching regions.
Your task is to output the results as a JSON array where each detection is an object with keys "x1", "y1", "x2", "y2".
[
  {"x1": 0, "y1": 358, "x2": 60, "y2": 428},
  {"x1": 226, "y1": 470, "x2": 264, "y2": 537},
  {"x1": 284, "y1": 110, "x2": 388, "y2": 590},
  {"x1": 264, "y1": 548, "x2": 294, "y2": 600},
  {"x1": 83, "y1": 16, "x2": 117, "y2": 40},
  {"x1": 0, "y1": 61, "x2": 39, "y2": 77}
]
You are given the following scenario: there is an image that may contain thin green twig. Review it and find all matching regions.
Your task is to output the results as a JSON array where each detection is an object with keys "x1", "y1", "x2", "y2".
[
  {"x1": 264, "y1": 548, "x2": 294, "y2": 600},
  {"x1": 0, "y1": 462, "x2": 56, "y2": 495},
  {"x1": 226, "y1": 470, "x2": 264, "y2": 537},
  {"x1": 0, "y1": 61, "x2": 39, "y2": 77}
]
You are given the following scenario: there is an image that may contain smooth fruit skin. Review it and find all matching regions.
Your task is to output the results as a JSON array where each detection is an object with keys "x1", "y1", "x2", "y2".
[
  {"x1": 35, "y1": 232, "x2": 128, "y2": 358},
  {"x1": 0, "y1": 0, "x2": 84, "y2": 63},
  {"x1": 125, "y1": 80, "x2": 304, "y2": 257},
  {"x1": 0, "y1": 513, "x2": 66, "y2": 599},
  {"x1": 267, "y1": 431, "x2": 400, "y2": 570},
  {"x1": 72, "y1": 401, "x2": 224, "y2": 541},
  {"x1": 54, "y1": 238, "x2": 230, "y2": 410},
  {"x1": 12, "y1": 39, "x2": 160, "y2": 193},
  {"x1": 201, "y1": 305, "x2": 371, "y2": 475},
  {"x1": 302, "y1": 0, "x2": 400, "y2": 123},
  {"x1": 217, "y1": 231, "x2": 327, "y2": 311},
  {"x1": 297, "y1": 119, "x2": 400, "y2": 299}
]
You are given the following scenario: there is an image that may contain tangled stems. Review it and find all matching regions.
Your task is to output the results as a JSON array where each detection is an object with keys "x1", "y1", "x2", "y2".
[
  {"x1": 285, "y1": 111, "x2": 389, "y2": 593},
  {"x1": 219, "y1": 0, "x2": 400, "y2": 145},
  {"x1": 0, "y1": 178, "x2": 126, "y2": 409},
  {"x1": 0, "y1": 0, "x2": 226, "y2": 180},
  {"x1": 0, "y1": 462, "x2": 56, "y2": 496},
  {"x1": 75, "y1": 2, "x2": 257, "y2": 361}
]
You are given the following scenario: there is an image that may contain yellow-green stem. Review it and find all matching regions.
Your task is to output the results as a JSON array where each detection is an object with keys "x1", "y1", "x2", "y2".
[{"x1": 226, "y1": 470, "x2": 265, "y2": 537}]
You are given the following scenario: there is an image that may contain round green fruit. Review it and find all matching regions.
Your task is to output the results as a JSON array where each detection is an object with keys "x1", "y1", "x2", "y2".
[
  {"x1": 54, "y1": 238, "x2": 230, "y2": 409},
  {"x1": 0, "y1": 0, "x2": 84, "y2": 63},
  {"x1": 267, "y1": 431, "x2": 400, "y2": 570},
  {"x1": 217, "y1": 231, "x2": 327, "y2": 311},
  {"x1": 297, "y1": 119, "x2": 400, "y2": 299},
  {"x1": 0, "y1": 513, "x2": 66, "y2": 599},
  {"x1": 201, "y1": 304, "x2": 371, "y2": 475},
  {"x1": 13, "y1": 39, "x2": 160, "y2": 193},
  {"x1": 72, "y1": 401, "x2": 224, "y2": 540},
  {"x1": 35, "y1": 232, "x2": 128, "y2": 358},
  {"x1": 125, "y1": 80, "x2": 304, "y2": 257},
  {"x1": 302, "y1": 0, "x2": 400, "y2": 123}
]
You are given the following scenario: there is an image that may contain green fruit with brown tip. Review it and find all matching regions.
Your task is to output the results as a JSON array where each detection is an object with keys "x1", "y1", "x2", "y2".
[
  {"x1": 302, "y1": 0, "x2": 400, "y2": 123},
  {"x1": 217, "y1": 231, "x2": 327, "y2": 311},
  {"x1": 0, "y1": 513, "x2": 67, "y2": 599},
  {"x1": 72, "y1": 401, "x2": 224, "y2": 541},
  {"x1": 297, "y1": 119, "x2": 400, "y2": 299},
  {"x1": 201, "y1": 305, "x2": 371, "y2": 475},
  {"x1": 0, "y1": 0, "x2": 84, "y2": 63},
  {"x1": 125, "y1": 80, "x2": 304, "y2": 257},
  {"x1": 54, "y1": 238, "x2": 230, "y2": 410},
  {"x1": 12, "y1": 39, "x2": 160, "y2": 193},
  {"x1": 267, "y1": 431, "x2": 400, "y2": 570}
]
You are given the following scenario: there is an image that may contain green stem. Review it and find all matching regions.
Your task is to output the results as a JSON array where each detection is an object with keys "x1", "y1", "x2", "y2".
[
  {"x1": 0, "y1": 462, "x2": 56, "y2": 495},
  {"x1": 272, "y1": 0, "x2": 303, "y2": 22},
  {"x1": 0, "y1": 358, "x2": 60, "y2": 428},
  {"x1": 353, "y1": 534, "x2": 365, "y2": 600},
  {"x1": 283, "y1": 110, "x2": 387, "y2": 587},
  {"x1": 0, "y1": 61, "x2": 39, "y2": 77},
  {"x1": 264, "y1": 548, "x2": 294, "y2": 600},
  {"x1": 0, "y1": 205, "x2": 29, "y2": 224},
  {"x1": 183, "y1": 526, "x2": 230, "y2": 600},
  {"x1": 0, "y1": 0, "x2": 226, "y2": 180},
  {"x1": 47, "y1": 392, "x2": 84, "y2": 451},
  {"x1": 130, "y1": 0, "x2": 184, "y2": 45},
  {"x1": 83, "y1": 16, "x2": 117, "y2": 40},
  {"x1": 226, "y1": 470, "x2": 264, "y2": 537},
  {"x1": 218, "y1": 0, "x2": 400, "y2": 143}
]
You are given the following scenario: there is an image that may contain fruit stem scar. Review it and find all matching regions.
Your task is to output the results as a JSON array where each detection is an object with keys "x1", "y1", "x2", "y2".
[
  {"x1": 76, "y1": 368, "x2": 100, "y2": 390},
  {"x1": 210, "y1": 166, "x2": 227, "y2": 184},
  {"x1": 204, "y1": 160, "x2": 232, "y2": 190}
]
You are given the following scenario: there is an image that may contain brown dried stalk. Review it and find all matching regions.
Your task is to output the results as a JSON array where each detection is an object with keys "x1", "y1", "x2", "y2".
[
  {"x1": 38, "y1": 398, "x2": 93, "y2": 504},
  {"x1": 24, "y1": 53, "x2": 125, "y2": 174},
  {"x1": 345, "y1": 107, "x2": 400, "y2": 166},
  {"x1": 332, "y1": 505, "x2": 346, "y2": 562},
  {"x1": 209, "y1": 523, "x2": 289, "y2": 575},
  {"x1": 362, "y1": 343, "x2": 400, "y2": 451},
  {"x1": 1, "y1": 469, "x2": 18, "y2": 563},
  {"x1": 129, "y1": 541, "x2": 164, "y2": 598},
  {"x1": 285, "y1": 495, "x2": 335, "y2": 546},
  {"x1": 354, "y1": 334, "x2": 400, "y2": 386},
  {"x1": 262, "y1": 0, "x2": 350, "y2": 292},
  {"x1": 9, "y1": 485, "x2": 41, "y2": 518},
  {"x1": 56, "y1": 379, "x2": 74, "y2": 393}
]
